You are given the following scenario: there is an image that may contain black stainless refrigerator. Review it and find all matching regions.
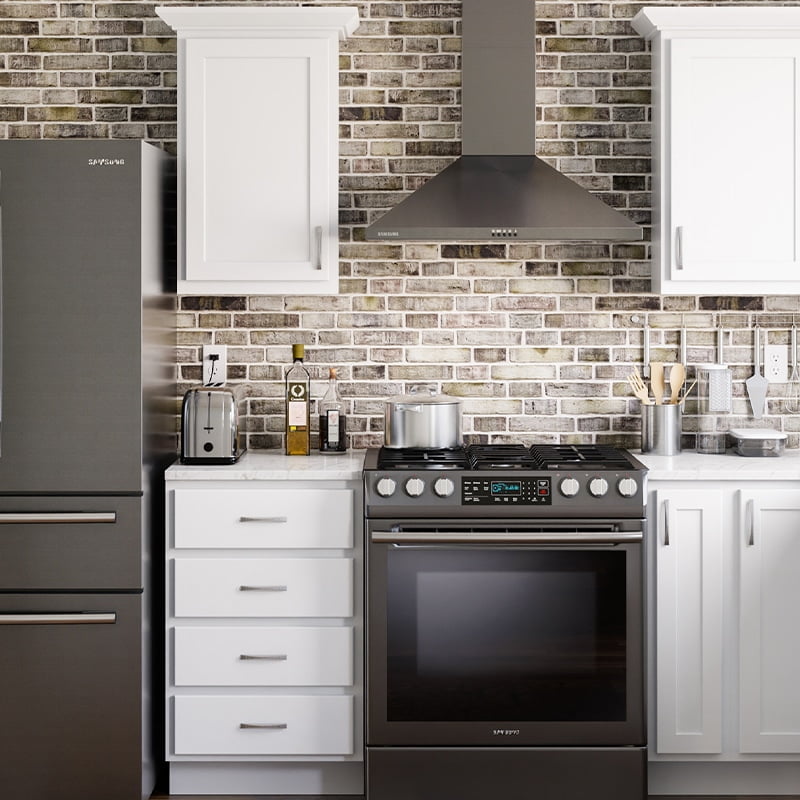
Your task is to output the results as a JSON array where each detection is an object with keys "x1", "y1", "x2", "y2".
[{"x1": 0, "y1": 140, "x2": 175, "y2": 800}]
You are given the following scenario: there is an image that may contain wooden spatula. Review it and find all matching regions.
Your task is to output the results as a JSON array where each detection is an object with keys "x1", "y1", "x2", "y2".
[
  {"x1": 650, "y1": 362, "x2": 665, "y2": 405},
  {"x1": 669, "y1": 363, "x2": 685, "y2": 404}
]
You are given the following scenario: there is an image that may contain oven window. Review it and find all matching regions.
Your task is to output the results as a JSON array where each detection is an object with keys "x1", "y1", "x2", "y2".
[{"x1": 386, "y1": 547, "x2": 627, "y2": 722}]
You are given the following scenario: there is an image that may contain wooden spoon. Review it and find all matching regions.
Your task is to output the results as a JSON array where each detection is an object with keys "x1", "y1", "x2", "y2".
[
  {"x1": 650, "y1": 362, "x2": 665, "y2": 405},
  {"x1": 669, "y1": 363, "x2": 686, "y2": 405}
]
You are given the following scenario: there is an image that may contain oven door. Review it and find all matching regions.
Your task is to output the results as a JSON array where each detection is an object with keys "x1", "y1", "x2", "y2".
[{"x1": 366, "y1": 520, "x2": 645, "y2": 747}]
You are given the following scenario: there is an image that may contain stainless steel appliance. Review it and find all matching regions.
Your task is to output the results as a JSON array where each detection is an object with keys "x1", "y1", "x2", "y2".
[
  {"x1": 181, "y1": 385, "x2": 245, "y2": 464},
  {"x1": 365, "y1": 443, "x2": 648, "y2": 800},
  {"x1": 0, "y1": 141, "x2": 174, "y2": 800}
]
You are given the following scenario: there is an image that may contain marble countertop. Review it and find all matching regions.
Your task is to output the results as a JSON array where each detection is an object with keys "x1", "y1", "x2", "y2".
[
  {"x1": 165, "y1": 448, "x2": 800, "y2": 483},
  {"x1": 636, "y1": 448, "x2": 800, "y2": 480},
  {"x1": 165, "y1": 450, "x2": 366, "y2": 481}
]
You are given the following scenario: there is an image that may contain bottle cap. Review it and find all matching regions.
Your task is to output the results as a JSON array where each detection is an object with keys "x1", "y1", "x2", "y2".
[{"x1": 292, "y1": 344, "x2": 305, "y2": 360}]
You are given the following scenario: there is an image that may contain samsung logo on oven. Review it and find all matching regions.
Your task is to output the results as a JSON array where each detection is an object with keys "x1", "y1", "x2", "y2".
[
  {"x1": 492, "y1": 729, "x2": 520, "y2": 736},
  {"x1": 87, "y1": 158, "x2": 125, "y2": 166}
]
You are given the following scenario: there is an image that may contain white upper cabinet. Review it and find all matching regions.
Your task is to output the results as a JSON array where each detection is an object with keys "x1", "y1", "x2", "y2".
[
  {"x1": 633, "y1": 8, "x2": 800, "y2": 294},
  {"x1": 156, "y1": 7, "x2": 359, "y2": 295}
]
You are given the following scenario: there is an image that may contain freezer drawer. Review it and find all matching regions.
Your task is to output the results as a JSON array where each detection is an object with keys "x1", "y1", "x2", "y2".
[
  {"x1": 0, "y1": 593, "x2": 144, "y2": 800},
  {"x1": 0, "y1": 496, "x2": 142, "y2": 590}
]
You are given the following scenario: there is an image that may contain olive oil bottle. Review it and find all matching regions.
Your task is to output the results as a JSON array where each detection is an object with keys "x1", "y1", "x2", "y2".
[{"x1": 285, "y1": 344, "x2": 310, "y2": 455}]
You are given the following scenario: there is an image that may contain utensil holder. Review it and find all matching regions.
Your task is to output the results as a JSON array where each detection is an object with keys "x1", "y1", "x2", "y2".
[{"x1": 641, "y1": 404, "x2": 682, "y2": 455}]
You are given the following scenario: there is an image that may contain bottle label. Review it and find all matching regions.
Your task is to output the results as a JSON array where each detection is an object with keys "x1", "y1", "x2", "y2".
[
  {"x1": 326, "y1": 409, "x2": 340, "y2": 445},
  {"x1": 288, "y1": 382, "x2": 308, "y2": 428}
]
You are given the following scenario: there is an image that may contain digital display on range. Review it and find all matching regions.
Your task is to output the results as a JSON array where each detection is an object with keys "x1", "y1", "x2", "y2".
[
  {"x1": 491, "y1": 481, "x2": 521, "y2": 496},
  {"x1": 463, "y1": 476, "x2": 551, "y2": 505}
]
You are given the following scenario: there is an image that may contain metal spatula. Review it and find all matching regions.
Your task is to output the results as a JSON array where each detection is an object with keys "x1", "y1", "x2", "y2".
[{"x1": 745, "y1": 325, "x2": 769, "y2": 419}]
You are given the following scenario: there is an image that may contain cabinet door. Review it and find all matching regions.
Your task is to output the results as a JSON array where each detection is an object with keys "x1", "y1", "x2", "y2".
[
  {"x1": 654, "y1": 489, "x2": 723, "y2": 754},
  {"x1": 669, "y1": 38, "x2": 800, "y2": 284},
  {"x1": 184, "y1": 37, "x2": 337, "y2": 290},
  {"x1": 739, "y1": 489, "x2": 800, "y2": 753}
]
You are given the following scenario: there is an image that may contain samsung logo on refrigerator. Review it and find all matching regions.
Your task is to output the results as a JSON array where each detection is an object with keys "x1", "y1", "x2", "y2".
[{"x1": 87, "y1": 158, "x2": 126, "y2": 166}]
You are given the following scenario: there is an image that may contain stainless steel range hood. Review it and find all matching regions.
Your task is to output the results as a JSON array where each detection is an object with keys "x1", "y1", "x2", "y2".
[{"x1": 365, "y1": 0, "x2": 642, "y2": 242}]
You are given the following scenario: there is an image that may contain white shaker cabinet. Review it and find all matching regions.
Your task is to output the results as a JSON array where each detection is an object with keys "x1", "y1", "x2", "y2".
[
  {"x1": 632, "y1": 8, "x2": 800, "y2": 294},
  {"x1": 651, "y1": 488, "x2": 724, "y2": 755},
  {"x1": 156, "y1": 7, "x2": 359, "y2": 295},
  {"x1": 738, "y1": 489, "x2": 800, "y2": 754},
  {"x1": 648, "y1": 475, "x2": 800, "y2": 795},
  {"x1": 164, "y1": 456, "x2": 364, "y2": 797}
]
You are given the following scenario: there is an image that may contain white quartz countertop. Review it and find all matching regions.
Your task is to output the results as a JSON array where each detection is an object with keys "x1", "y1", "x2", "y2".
[
  {"x1": 636, "y1": 448, "x2": 800, "y2": 480},
  {"x1": 165, "y1": 450, "x2": 366, "y2": 481}
]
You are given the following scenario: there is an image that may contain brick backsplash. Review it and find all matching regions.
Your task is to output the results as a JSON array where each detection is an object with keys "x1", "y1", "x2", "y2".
[{"x1": 3, "y1": 0, "x2": 800, "y2": 450}]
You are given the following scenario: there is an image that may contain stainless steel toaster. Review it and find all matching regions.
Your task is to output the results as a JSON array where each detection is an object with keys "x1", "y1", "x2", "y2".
[{"x1": 181, "y1": 386, "x2": 245, "y2": 464}]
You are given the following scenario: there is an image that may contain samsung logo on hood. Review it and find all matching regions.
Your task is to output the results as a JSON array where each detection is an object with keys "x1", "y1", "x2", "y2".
[{"x1": 365, "y1": 0, "x2": 642, "y2": 243}]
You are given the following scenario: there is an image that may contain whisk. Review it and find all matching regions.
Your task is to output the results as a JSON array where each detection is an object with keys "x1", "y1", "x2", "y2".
[{"x1": 787, "y1": 323, "x2": 800, "y2": 413}]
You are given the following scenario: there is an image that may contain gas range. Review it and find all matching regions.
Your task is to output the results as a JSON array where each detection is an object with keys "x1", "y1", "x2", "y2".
[{"x1": 363, "y1": 443, "x2": 647, "y2": 519}]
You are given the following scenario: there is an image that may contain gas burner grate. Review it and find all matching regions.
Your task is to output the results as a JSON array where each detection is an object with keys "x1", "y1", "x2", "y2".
[
  {"x1": 466, "y1": 444, "x2": 538, "y2": 470},
  {"x1": 377, "y1": 447, "x2": 469, "y2": 470},
  {"x1": 529, "y1": 444, "x2": 633, "y2": 470}
]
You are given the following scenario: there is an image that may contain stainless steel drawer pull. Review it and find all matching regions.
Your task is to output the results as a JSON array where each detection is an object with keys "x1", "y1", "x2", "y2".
[
  {"x1": 239, "y1": 722, "x2": 288, "y2": 730},
  {"x1": 747, "y1": 498, "x2": 757, "y2": 547},
  {"x1": 239, "y1": 654, "x2": 288, "y2": 661},
  {"x1": 663, "y1": 499, "x2": 670, "y2": 546},
  {"x1": 315, "y1": 225, "x2": 323, "y2": 270},
  {"x1": 238, "y1": 516, "x2": 288, "y2": 524},
  {"x1": 0, "y1": 512, "x2": 116, "y2": 524},
  {"x1": 0, "y1": 613, "x2": 116, "y2": 625},
  {"x1": 238, "y1": 585, "x2": 288, "y2": 592}
]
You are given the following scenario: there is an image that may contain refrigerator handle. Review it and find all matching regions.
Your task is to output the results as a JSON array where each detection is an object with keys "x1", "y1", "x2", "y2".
[{"x1": 0, "y1": 512, "x2": 116, "y2": 524}]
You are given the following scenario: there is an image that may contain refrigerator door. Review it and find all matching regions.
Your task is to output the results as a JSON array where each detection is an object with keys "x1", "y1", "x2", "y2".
[
  {"x1": 0, "y1": 496, "x2": 142, "y2": 590},
  {"x1": 0, "y1": 140, "x2": 145, "y2": 493},
  {"x1": 0, "y1": 593, "x2": 145, "y2": 800}
]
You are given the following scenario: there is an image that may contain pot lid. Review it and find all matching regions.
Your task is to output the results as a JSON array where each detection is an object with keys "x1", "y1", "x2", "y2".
[{"x1": 388, "y1": 386, "x2": 462, "y2": 406}]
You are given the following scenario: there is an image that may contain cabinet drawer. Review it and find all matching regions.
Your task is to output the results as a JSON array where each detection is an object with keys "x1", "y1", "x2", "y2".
[
  {"x1": 174, "y1": 626, "x2": 353, "y2": 686},
  {"x1": 172, "y1": 488, "x2": 353, "y2": 549},
  {"x1": 174, "y1": 695, "x2": 354, "y2": 755},
  {"x1": 173, "y1": 558, "x2": 353, "y2": 618}
]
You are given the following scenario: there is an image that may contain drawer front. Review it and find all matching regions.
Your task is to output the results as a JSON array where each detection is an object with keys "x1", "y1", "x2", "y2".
[
  {"x1": 174, "y1": 695, "x2": 354, "y2": 755},
  {"x1": 173, "y1": 488, "x2": 353, "y2": 549},
  {"x1": 174, "y1": 626, "x2": 353, "y2": 686},
  {"x1": 173, "y1": 558, "x2": 353, "y2": 618}
]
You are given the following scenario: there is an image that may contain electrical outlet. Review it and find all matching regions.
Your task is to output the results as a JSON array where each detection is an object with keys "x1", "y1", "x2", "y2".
[
  {"x1": 202, "y1": 344, "x2": 227, "y2": 386},
  {"x1": 764, "y1": 345, "x2": 788, "y2": 382}
]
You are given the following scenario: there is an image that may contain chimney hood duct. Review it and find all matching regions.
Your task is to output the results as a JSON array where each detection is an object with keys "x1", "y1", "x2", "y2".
[{"x1": 365, "y1": 0, "x2": 642, "y2": 242}]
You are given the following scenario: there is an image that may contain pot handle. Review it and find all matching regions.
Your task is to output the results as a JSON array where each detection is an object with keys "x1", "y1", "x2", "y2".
[{"x1": 394, "y1": 403, "x2": 423, "y2": 413}]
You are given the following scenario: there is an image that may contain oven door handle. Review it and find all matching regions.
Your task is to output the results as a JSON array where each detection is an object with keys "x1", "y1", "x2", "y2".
[{"x1": 370, "y1": 531, "x2": 642, "y2": 544}]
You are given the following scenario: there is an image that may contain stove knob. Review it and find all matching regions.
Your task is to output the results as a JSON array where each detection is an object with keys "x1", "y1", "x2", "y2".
[
  {"x1": 618, "y1": 477, "x2": 638, "y2": 498},
  {"x1": 405, "y1": 477, "x2": 425, "y2": 497},
  {"x1": 433, "y1": 477, "x2": 455, "y2": 498},
  {"x1": 589, "y1": 477, "x2": 609, "y2": 497},
  {"x1": 559, "y1": 477, "x2": 580, "y2": 497},
  {"x1": 376, "y1": 477, "x2": 397, "y2": 497}
]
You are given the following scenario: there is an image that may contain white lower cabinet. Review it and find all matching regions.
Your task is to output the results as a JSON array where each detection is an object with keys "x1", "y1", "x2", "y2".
[
  {"x1": 165, "y1": 471, "x2": 363, "y2": 795},
  {"x1": 649, "y1": 480, "x2": 800, "y2": 793}
]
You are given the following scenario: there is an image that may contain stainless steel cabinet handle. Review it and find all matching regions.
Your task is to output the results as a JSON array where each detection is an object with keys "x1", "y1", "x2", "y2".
[
  {"x1": 663, "y1": 499, "x2": 670, "y2": 546},
  {"x1": 239, "y1": 654, "x2": 288, "y2": 661},
  {"x1": 747, "y1": 498, "x2": 757, "y2": 547},
  {"x1": 238, "y1": 516, "x2": 288, "y2": 524},
  {"x1": 675, "y1": 226, "x2": 685, "y2": 270},
  {"x1": 0, "y1": 613, "x2": 116, "y2": 625},
  {"x1": 238, "y1": 585, "x2": 288, "y2": 592},
  {"x1": 0, "y1": 512, "x2": 116, "y2": 524},
  {"x1": 239, "y1": 723, "x2": 288, "y2": 730},
  {"x1": 315, "y1": 225, "x2": 323, "y2": 270}
]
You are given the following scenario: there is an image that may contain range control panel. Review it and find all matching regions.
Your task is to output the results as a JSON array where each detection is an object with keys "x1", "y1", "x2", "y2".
[{"x1": 463, "y1": 477, "x2": 552, "y2": 505}]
